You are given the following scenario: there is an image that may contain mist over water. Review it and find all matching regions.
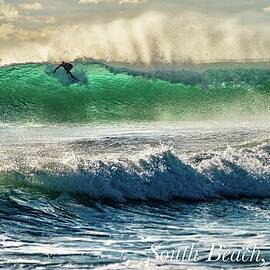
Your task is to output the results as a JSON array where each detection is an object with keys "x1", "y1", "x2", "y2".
[{"x1": 2, "y1": 11, "x2": 270, "y2": 65}]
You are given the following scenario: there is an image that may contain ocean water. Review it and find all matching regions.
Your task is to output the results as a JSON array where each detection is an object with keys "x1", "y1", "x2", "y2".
[
  {"x1": 1, "y1": 61, "x2": 270, "y2": 123},
  {"x1": 1, "y1": 62, "x2": 270, "y2": 269}
]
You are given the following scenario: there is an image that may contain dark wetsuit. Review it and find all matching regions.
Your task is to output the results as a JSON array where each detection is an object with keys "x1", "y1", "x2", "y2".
[{"x1": 53, "y1": 62, "x2": 75, "y2": 78}]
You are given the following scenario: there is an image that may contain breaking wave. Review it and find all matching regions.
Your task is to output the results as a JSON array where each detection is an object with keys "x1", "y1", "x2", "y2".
[
  {"x1": 1, "y1": 61, "x2": 270, "y2": 123},
  {"x1": 1, "y1": 140, "x2": 270, "y2": 202}
]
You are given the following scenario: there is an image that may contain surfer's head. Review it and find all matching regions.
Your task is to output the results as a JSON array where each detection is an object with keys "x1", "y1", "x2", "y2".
[{"x1": 62, "y1": 61, "x2": 65, "y2": 64}]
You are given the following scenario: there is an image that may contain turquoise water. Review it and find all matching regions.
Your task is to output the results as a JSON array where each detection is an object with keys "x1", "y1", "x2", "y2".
[{"x1": 1, "y1": 62, "x2": 270, "y2": 123}]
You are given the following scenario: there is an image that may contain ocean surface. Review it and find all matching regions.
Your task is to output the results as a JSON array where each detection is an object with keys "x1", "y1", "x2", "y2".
[{"x1": 1, "y1": 62, "x2": 270, "y2": 269}]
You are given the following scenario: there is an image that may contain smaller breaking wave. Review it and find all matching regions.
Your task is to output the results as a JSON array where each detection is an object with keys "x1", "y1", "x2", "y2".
[{"x1": 1, "y1": 141, "x2": 270, "y2": 202}]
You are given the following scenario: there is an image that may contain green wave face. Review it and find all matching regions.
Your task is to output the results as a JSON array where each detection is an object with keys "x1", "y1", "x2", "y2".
[{"x1": 1, "y1": 62, "x2": 270, "y2": 123}]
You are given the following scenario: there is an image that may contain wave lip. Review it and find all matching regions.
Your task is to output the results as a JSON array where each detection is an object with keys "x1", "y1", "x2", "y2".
[{"x1": 2, "y1": 142, "x2": 270, "y2": 202}]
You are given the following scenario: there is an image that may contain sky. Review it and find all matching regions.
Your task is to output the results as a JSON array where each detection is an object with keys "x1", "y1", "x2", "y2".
[{"x1": 1, "y1": 0, "x2": 270, "y2": 65}]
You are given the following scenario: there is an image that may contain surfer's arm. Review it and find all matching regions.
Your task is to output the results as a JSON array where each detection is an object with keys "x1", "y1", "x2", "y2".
[{"x1": 53, "y1": 64, "x2": 62, "y2": 73}]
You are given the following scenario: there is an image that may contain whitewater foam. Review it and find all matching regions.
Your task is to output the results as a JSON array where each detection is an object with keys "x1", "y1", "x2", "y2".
[{"x1": 1, "y1": 140, "x2": 270, "y2": 202}]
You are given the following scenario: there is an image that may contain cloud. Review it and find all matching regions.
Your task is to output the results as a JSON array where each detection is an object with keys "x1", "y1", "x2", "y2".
[
  {"x1": 0, "y1": 23, "x2": 16, "y2": 40},
  {"x1": 0, "y1": 1, "x2": 19, "y2": 21},
  {"x1": 0, "y1": 1, "x2": 44, "y2": 23},
  {"x1": 0, "y1": 1, "x2": 50, "y2": 26},
  {"x1": 78, "y1": 0, "x2": 147, "y2": 4},
  {"x1": 45, "y1": 16, "x2": 56, "y2": 24},
  {"x1": 18, "y1": 2, "x2": 43, "y2": 10},
  {"x1": 0, "y1": 22, "x2": 54, "y2": 41},
  {"x1": 263, "y1": 6, "x2": 270, "y2": 12}
]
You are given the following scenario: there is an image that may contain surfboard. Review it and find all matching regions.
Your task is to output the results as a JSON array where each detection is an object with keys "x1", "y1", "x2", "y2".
[{"x1": 71, "y1": 76, "x2": 81, "y2": 83}]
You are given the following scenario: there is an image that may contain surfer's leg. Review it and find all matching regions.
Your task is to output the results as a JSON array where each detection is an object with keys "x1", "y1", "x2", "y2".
[
  {"x1": 69, "y1": 72, "x2": 75, "y2": 78},
  {"x1": 67, "y1": 70, "x2": 75, "y2": 79}
]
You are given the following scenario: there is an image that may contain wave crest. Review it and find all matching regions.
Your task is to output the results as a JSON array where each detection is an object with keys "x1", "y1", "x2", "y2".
[
  {"x1": 1, "y1": 62, "x2": 270, "y2": 123},
  {"x1": 2, "y1": 142, "x2": 270, "y2": 202}
]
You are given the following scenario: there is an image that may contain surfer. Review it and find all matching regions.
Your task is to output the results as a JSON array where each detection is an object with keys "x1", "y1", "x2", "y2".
[{"x1": 53, "y1": 61, "x2": 75, "y2": 79}]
